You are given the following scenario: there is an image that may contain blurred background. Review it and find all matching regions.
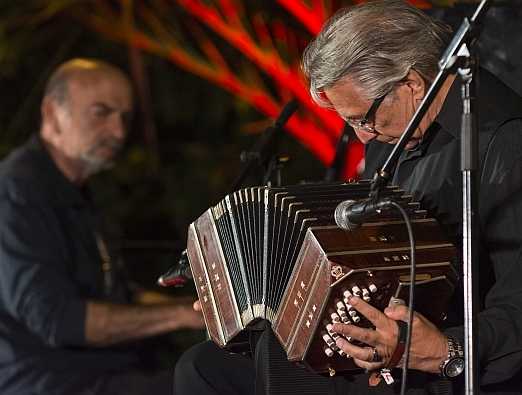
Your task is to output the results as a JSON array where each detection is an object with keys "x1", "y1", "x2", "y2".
[{"x1": 1, "y1": 0, "x2": 521, "y2": 358}]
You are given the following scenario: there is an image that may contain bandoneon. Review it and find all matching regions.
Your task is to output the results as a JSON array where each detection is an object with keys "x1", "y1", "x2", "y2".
[{"x1": 187, "y1": 181, "x2": 457, "y2": 375}]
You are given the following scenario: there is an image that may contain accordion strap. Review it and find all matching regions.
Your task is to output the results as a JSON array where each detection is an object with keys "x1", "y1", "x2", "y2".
[
  {"x1": 368, "y1": 319, "x2": 408, "y2": 386},
  {"x1": 388, "y1": 320, "x2": 408, "y2": 369}
]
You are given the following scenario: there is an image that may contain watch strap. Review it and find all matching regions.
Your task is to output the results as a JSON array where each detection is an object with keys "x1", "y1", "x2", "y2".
[{"x1": 439, "y1": 336, "x2": 464, "y2": 378}]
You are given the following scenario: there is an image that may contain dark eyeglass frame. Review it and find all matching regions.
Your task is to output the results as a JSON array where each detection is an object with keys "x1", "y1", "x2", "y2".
[{"x1": 346, "y1": 91, "x2": 389, "y2": 134}]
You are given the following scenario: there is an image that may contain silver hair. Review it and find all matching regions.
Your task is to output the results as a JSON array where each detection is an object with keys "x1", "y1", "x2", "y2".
[{"x1": 302, "y1": 0, "x2": 452, "y2": 107}]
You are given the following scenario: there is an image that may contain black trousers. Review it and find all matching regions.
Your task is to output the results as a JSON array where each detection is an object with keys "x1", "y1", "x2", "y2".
[
  {"x1": 175, "y1": 341, "x2": 256, "y2": 395},
  {"x1": 94, "y1": 370, "x2": 174, "y2": 395},
  {"x1": 174, "y1": 327, "x2": 448, "y2": 395}
]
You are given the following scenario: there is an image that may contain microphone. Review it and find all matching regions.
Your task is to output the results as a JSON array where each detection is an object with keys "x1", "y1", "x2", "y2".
[
  {"x1": 157, "y1": 250, "x2": 193, "y2": 288},
  {"x1": 334, "y1": 197, "x2": 392, "y2": 231}
]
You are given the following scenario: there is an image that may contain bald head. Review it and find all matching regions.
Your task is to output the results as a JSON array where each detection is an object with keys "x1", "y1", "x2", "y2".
[
  {"x1": 44, "y1": 58, "x2": 131, "y2": 106},
  {"x1": 40, "y1": 58, "x2": 133, "y2": 184}
]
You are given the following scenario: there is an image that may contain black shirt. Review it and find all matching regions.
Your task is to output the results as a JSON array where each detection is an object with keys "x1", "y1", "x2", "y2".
[
  {"x1": 0, "y1": 137, "x2": 139, "y2": 395},
  {"x1": 363, "y1": 69, "x2": 522, "y2": 391}
]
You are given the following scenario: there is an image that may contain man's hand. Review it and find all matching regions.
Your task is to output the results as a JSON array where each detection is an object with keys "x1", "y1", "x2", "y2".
[
  {"x1": 85, "y1": 297, "x2": 205, "y2": 346},
  {"x1": 176, "y1": 301, "x2": 205, "y2": 330},
  {"x1": 331, "y1": 296, "x2": 447, "y2": 374},
  {"x1": 134, "y1": 291, "x2": 204, "y2": 329}
]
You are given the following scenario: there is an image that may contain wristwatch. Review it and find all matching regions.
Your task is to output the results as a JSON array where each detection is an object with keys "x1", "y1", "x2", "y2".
[{"x1": 439, "y1": 336, "x2": 465, "y2": 378}]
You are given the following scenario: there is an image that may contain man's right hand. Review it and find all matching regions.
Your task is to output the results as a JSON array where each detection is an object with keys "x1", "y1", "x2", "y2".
[
  {"x1": 176, "y1": 301, "x2": 205, "y2": 329},
  {"x1": 85, "y1": 298, "x2": 205, "y2": 346}
]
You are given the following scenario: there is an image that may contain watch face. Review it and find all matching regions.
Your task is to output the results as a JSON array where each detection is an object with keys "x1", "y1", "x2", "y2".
[{"x1": 445, "y1": 358, "x2": 465, "y2": 378}]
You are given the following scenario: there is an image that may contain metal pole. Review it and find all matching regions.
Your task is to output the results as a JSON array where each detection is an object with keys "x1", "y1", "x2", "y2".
[{"x1": 459, "y1": 57, "x2": 480, "y2": 394}]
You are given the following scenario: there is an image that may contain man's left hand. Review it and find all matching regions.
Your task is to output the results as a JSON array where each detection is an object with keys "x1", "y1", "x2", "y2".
[{"x1": 331, "y1": 296, "x2": 447, "y2": 374}]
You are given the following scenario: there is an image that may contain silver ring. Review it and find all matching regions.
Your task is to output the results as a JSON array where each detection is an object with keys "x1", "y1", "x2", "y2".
[{"x1": 371, "y1": 347, "x2": 382, "y2": 363}]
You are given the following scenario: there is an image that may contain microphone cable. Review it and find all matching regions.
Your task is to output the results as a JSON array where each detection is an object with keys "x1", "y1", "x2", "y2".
[{"x1": 385, "y1": 200, "x2": 416, "y2": 395}]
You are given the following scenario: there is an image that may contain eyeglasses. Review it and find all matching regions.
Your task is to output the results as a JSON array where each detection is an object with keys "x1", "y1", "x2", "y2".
[{"x1": 344, "y1": 92, "x2": 388, "y2": 134}]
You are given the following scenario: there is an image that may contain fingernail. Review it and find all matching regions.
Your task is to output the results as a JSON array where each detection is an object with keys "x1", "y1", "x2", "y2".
[{"x1": 389, "y1": 297, "x2": 406, "y2": 306}]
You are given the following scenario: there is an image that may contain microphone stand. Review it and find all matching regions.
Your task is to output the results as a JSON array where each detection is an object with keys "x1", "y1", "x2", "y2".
[
  {"x1": 232, "y1": 99, "x2": 298, "y2": 190},
  {"x1": 367, "y1": 2, "x2": 490, "y2": 393},
  {"x1": 324, "y1": 123, "x2": 355, "y2": 182}
]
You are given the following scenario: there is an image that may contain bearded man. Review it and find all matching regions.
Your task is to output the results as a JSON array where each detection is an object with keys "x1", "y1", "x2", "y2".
[{"x1": 0, "y1": 58, "x2": 203, "y2": 395}]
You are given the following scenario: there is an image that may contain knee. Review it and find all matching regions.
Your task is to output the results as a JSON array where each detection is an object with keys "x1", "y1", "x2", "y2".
[
  {"x1": 175, "y1": 340, "x2": 255, "y2": 395},
  {"x1": 174, "y1": 341, "x2": 218, "y2": 392}
]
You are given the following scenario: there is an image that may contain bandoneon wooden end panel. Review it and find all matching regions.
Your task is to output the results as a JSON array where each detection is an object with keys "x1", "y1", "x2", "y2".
[
  {"x1": 275, "y1": 220, "x2": 457, "y2": 375},
  {"x1": 187, "y1": 210, "x2": 243, "y2": 347}
]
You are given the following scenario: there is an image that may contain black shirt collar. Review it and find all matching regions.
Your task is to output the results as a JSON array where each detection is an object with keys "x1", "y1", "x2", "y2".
[
  {"x1": 401, "y1": 75, "x2": 462, "y2": 161},
  {"x1": 434, "y1": 75, "x2": 462, "y2": 140}
]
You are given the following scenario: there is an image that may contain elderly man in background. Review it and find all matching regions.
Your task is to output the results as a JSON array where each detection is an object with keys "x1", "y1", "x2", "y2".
[{"x1": 0, "y1": 58, "x2": 204, "y2": 395}]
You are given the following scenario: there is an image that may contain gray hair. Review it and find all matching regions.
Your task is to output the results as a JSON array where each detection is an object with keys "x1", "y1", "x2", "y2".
[{"x1": 302, "y1": 0, "x2": 452, "y2": 106}]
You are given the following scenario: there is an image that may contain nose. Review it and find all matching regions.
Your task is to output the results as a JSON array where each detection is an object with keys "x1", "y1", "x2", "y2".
[
  {"x1": 354, "y1": 129, "x2": 378, "y2": 144},
  {"x1": 110, "y1": 112, "x2": 128, "y2": 141}
]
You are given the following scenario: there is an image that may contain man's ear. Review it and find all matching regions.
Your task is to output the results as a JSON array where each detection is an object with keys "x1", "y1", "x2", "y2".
[
  {"x1": 41, "y1": 96, "x2": 62, "y2": 140},
  {"x1": 404, "y1": 69, "x2": 427, "y2": 103}
]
